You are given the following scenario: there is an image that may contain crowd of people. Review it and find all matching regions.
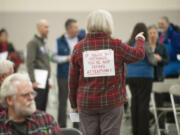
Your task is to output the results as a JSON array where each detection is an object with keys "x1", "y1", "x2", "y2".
[{"x1": 0, "y1": 9, "x2": 179, "y2": 135}]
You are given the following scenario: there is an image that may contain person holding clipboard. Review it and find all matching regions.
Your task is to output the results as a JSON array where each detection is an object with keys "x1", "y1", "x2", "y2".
[{"x1": 26, "y1": 19, "x2": 50, "y2": 111}]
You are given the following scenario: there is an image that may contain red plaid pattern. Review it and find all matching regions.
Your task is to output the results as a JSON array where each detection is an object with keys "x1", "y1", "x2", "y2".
[
  {"x1": 69, "y1": 33, "x2": 145, "y2": 110},
  {"x1": 0, "y1": 110, "x2": 62, "y2": 135}
]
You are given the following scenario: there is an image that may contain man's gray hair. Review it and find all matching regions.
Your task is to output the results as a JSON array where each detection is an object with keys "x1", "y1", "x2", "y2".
[
  {"x1": 0, "y1": 60, "x2": 14, "y2": 74},
  {"x1": 160, "y1": 16, "x2": 170, "y2": 23},
  {"x1": 0, "y1": 73, "x2": 31, "y2": 108},
  {"x1": 86, "y1": 9, "x2": 114, "y2": 36}
]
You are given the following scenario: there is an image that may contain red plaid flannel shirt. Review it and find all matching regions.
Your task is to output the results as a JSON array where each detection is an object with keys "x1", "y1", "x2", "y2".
[
  {"x1": 0, "y1": 110, "x2": 62, "y2": 135},
  {"x1": 69, "y1": 33, "x2": 145, "y2": 110}
]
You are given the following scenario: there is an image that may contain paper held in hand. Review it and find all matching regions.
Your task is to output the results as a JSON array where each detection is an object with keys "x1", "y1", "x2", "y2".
[
  {"x1": 0, "y1": 52, "x2": 8, "y2": 60},
  {"x1": 34, "y1": 69, "x2": 48, "y2": 89},
  {"x1": 177, "y1": 54, "x2": 180, "y2": 61},
  {"x1": 69, "y1": 112, "x2": 80, "y2": 122},
  {"x1": 83, "y1": 49, "x2": 115, "y2": 77}
]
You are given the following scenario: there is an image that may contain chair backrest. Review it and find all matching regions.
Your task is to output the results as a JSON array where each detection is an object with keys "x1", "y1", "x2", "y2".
[
  {"x1": 152, "y1": 78, "x2": 179, "y2": 93},
  {"x1": 61, "y1": 128, "x2": 83, "y2": 135},
  {"x1": 169, "y1": 84, "x2": 180, "y2": 96}
]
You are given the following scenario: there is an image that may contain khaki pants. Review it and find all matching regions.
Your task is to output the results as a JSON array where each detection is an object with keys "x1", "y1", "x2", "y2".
[{"x1": 79, "y1": 106, "x2": 124, "y2": 135}]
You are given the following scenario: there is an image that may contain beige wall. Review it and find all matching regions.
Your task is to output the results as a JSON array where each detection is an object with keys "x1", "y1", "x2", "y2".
[
  {"x1": 0, "y1": 11, "x2": 180, "y2": 51},
  {"x1": 0, "y1": 0, "x2": 180, "y2": 11},
  {"x1": 0, "y1": 0, "x2": 180, "y2": 51}
]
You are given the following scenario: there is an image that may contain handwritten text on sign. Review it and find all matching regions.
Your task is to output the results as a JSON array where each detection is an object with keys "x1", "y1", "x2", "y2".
[{"x1": 83, "y1": 49, "x2": 115, "y2": 77}]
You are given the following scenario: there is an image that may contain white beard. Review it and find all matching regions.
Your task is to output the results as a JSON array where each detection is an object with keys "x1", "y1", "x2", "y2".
[{"x1": 14, "y1": 101, "x2": 36, "y2": 117}]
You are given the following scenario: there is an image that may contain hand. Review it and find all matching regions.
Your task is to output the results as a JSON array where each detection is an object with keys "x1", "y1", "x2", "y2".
[
  {"x1": 32, "y1": 82, "x2": 39, "y2": 89},
  {"x1": 67, "y1": 55, "x2": 72, "y2": 62},
  {"x1": 135, "y1": 32, "x2": 145, "y2": 41},
  {"x1": 154, "y1": 54, "x2": 162, "y2": 62},
  {"x1": 73, "y1": 108, "x2": 78, "y2": 113},
  {"x1": 48, "y1": 83, "x2": 52, "y2": 89}
]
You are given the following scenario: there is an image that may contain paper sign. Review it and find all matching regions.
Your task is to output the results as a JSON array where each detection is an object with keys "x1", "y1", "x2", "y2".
[
  {"x1": 0, "y1": 52, "x2": 8, "y2": 60},
  {"x1": 69, "y1": 113, "x2": 80, "y2": 122},
  {"x1": 34, "y1": 69, "x2": 48, "y2": 89},
  {"x1": 177, "y1": 54, "x2": 180, "y2": 61},
  {"x1": 83, "y1": 49, "x2": 115, "y2": 77}
]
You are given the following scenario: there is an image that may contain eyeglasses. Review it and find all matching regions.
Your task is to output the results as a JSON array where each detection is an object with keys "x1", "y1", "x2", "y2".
[{"x1": 20, "y1": 91, "x2": 37, "y2": 99}]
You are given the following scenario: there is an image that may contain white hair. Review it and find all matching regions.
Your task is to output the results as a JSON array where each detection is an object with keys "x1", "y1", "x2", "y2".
[
  {"x1": 0, "y1": 60, "x2": 14, "y2": 74},
  {"x1": 86, "y1": 9, "x2": 114, "y2": 36},
  {"x1": 0, "y1": 73, "x2": 31, "y2": 108}
]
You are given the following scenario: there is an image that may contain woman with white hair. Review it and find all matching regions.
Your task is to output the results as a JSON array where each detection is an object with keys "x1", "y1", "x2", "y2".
[
  {"x1": 68, "y1": 9, "x2": 145, "y2": 135},
  {"x1": 0, "y1": 60, "x2": 14, "y2": 112},
  {"x1": 0, "y1": 60, "x2": 14, "y2": 84}
]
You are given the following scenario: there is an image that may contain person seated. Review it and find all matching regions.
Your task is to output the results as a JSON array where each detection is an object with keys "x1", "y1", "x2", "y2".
[
  {"x1": 0, "y1": 73, "x2": 62, "y2": 135},
  {"x1": 0, "y1": 60, "x2": 14, "y2": 112}
]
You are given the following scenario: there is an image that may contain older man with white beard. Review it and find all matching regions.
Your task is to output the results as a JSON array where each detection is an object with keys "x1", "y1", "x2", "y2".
[{"x1": 0, "y1": 73, "x2": 62, "y2": 135}]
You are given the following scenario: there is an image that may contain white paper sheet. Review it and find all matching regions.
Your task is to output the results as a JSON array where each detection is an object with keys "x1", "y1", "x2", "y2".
[
  {"x1": 177, "y1": 54, "x2": 180, "y2": 61},
  {"x1": 69, "y1": 112, "x2": 80, "y2": 122},
  {"x1": 34, "y1": 69, "x2": 48, "y2": 89},
  {"x1": 0, "y1": 52, "x2": 8, "y2": 60},
  {"x1": 83, "y1": 49, "x2": 115, "y2": 77}
]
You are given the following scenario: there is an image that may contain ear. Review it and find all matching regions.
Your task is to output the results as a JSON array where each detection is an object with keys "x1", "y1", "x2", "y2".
[{"x1": 6, "y1": 96, "x2": 15, "y2": 107}]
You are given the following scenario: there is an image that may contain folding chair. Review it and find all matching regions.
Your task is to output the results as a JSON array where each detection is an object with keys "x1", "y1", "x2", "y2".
[
  {"x1": 61, "y1": 128, "x2": 83, "y2": 135},
  {"x1": 169, "y1": 84, "x2": 180, "y2": 135},
  {"x1": 151, "y1": 78, "x2": 179, "y2": 135}
]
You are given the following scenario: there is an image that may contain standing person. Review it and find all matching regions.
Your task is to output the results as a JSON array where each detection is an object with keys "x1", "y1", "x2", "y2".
[
  {"x1": 148, "y1": 25, "x2": 169, "y2": 135},
  {"x1": 158, "y1": 16, "x2": 180, "y2": 77},
  {"x1": 52, "y1": 19, "x2": 84, "y2": 128},
  {"x1": 126, "y1": 23, "x2": 158, "y2": 135},
  {"x1": 0, "y1": 73, "x2": 62, "y2": 135},
  {"x1": 26, "y1": 19, "x2": 50, "y2": 111},
  {"x1": 148, "y1": 25, "x2": 169, "y2": 82},
  {"x1": 0, "y1": 60, "x2": 14, "y2": 112},
  {"x1": 69, "y1": 10, "x2": 145, "y2": 135}
]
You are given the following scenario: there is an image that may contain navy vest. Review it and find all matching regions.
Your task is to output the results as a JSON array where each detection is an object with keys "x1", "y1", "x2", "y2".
[{"x1": 56, "y1": 35, "x2": 83, "y2": 78}]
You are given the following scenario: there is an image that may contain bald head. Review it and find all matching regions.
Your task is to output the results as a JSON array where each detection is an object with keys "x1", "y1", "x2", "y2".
[{"x1": 37, "y1": 19, "x2": 49, "y2": 38}]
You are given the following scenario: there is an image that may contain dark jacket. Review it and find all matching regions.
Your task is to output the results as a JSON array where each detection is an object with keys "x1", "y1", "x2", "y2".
[
  {"x1": 159, "y1": 24, "x2": 180, "y2": 60},
  {"x1": 154, "y1": 42, "x2": 169, "y2": 81},
  {"x1": 0, "y1": 42, "x2": 15, "y2": 53}
]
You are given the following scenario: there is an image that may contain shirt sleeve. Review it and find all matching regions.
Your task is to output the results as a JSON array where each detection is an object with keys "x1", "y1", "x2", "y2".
[
  {"x1": 158, "y1": 44, "x2": 170, "y2": 66},
  {"x1": 51, "y1": 43, "x2": 69, "y2": 64},
  {"x1": 68, "y1": 48, "x2": 79, "y2": 108},
  {"x1": 118, "y1": 37, "x2": 145, "y2": 64},
  {"x1": 26, "y1": 41, "x2": 37, "y2": 82},
  {"x1": 47, "y1": 114, "x2": 62, "y2": 135}
]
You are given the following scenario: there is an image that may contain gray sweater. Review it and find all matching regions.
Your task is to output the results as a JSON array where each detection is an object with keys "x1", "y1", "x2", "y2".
[{"x1": 26, "y1": 35, "x2": 50, "y2": 82}]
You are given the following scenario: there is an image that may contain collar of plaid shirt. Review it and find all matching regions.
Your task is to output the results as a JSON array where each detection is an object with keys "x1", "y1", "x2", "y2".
[
  {"x1": 85, "y1": 32, "x2": 110, "y2": 39},
  {"x1": 0, "y1": 109, "x2": 35, "y2": 124}
]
